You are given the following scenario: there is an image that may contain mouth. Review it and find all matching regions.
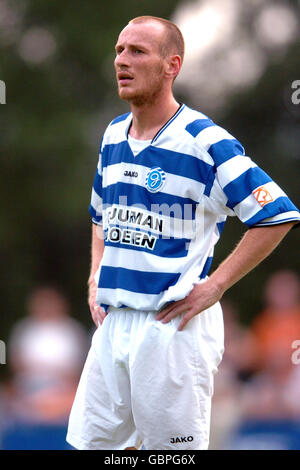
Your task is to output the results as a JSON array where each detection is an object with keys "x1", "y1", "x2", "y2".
[{"x1": 117, "y1": 72, "x2": 134, "y2": 85}]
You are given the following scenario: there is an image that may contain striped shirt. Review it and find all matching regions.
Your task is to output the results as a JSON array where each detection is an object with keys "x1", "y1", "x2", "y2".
[{"x1": 89, "y1": 104, "x2": 300, "y2": 311}]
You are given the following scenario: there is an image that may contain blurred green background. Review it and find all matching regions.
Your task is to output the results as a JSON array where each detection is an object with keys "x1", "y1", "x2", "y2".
[{"x1": 0, "y1": 0, "x2": 299, "y2": 383}]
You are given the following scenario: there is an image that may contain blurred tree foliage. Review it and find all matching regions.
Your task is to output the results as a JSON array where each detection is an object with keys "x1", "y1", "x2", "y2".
[
  {"x1": 0, "y1": 0, "x2": 184, "y2": 345},
  {"x1": 0, "y1": 0, "x2": 299, "y2": 368}
]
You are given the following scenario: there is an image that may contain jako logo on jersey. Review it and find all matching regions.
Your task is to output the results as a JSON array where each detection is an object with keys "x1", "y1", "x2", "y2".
[
  {"x1": 145, "y1": 167, "x2": 166, "y2": 193},
  {"x1": 253, "y1": 186, "x2": 274, "y2": 207},
  {"x1": 170, "y1": 436, "x2": 194, "y2": 444},
  {"x1": 124, "y1": 170, "x2": 138, "y2": 177}
]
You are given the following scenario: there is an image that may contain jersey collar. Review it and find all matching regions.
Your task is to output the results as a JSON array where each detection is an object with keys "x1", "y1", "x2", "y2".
[{"x1": 125, "y1": 103, "x2": 185, "y2": 144}]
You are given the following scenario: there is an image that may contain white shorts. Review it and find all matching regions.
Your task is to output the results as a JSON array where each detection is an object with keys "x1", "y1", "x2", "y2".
[{"x1": 66, "y1": 304, "x2": 224, "y2": 450}]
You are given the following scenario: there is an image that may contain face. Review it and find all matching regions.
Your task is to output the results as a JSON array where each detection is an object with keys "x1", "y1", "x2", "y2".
[{"x1": 114, "y1": 22, "x2": 168, "y2": 106}]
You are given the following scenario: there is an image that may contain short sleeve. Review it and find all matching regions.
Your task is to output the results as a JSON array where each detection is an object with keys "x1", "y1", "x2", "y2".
[
  {"x1": 88, "y1": 137, "x2": 103, "y2": 226},
  {"x1": 215, "y1": 150, "x2": 300, "y2": 228},
  {"x1": 196, "y1": 122, "x2": 300, "y2": 227}
]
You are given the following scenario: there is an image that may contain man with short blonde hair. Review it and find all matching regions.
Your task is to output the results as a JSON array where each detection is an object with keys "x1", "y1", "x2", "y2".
[
  {"x1": 129, "y1": 15, "x2": 185, "y2": 60},
  {"x1": 67, "y1": 16, "x2": 300, "y2": 450}
]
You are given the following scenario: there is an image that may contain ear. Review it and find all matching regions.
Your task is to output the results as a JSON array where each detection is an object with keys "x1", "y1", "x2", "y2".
[{"x1": 165, "y1": 54, "x2": 181, "y2": 80}]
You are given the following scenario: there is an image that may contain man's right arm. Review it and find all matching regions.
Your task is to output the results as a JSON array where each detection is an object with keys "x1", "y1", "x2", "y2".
[{"x1": 87, "y1": 223, "x2": 106, "y2": 326}]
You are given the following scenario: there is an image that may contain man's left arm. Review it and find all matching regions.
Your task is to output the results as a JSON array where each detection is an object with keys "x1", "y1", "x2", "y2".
[{"x1": 156, "y1": 222, "x2": 297, "y2": 330}]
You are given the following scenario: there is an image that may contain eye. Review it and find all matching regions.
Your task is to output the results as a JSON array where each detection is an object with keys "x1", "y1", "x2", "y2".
[{"x1": 133, "y1": 48, "x2": 143, "y2": 54}]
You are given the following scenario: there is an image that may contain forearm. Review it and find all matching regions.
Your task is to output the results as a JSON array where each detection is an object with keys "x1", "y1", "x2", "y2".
[
  {"x1": 156, "y1": 221, "x2": 296, "y2": 330},
  {"x1": 88, "y1": 223, "x2": 105, "y2": 286},
  {"x1": 88, "y1": 223, "x2": 106, "y2": 326},
  {"x1": 209, "y1": 222, "x2": 296, "y2": 296}
]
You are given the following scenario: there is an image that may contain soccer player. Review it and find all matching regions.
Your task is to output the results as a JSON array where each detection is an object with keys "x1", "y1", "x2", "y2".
[{"x1": 66, "y1": 16, "x2": 300, "y2": 450}]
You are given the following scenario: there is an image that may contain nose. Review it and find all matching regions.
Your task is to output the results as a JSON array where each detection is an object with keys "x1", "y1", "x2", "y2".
[{"x1": 114, "y1": 49, "x2": 130, "y2": 69}]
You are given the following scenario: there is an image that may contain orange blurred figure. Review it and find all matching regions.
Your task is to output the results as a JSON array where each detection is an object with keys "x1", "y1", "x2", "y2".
[{"x1": 251, "y1": 269, "x2": 300, "y2": 371}]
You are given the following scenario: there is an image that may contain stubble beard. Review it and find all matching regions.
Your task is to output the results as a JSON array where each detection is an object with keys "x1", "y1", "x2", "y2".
[
  {"x1": 118, "y1": 64, "x2": 165, "y2": 107},
  {"x1": 123, "y1": 85, "x2": 162, "y2": 107}
]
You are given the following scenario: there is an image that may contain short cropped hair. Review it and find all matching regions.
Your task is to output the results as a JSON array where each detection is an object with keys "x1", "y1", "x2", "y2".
[{"x1": 129, "y1": 16, "x2": 185, "y2": 62}]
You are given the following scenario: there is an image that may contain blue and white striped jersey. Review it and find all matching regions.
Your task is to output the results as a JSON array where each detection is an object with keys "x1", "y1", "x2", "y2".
[{"x1": 89, "y1": 104, "x2": 300, "y2": 312}]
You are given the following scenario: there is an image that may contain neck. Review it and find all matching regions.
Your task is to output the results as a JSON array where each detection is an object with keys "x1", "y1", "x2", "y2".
[{"x1": 129, "y1": 93, "x2": 180, "y2": 140}]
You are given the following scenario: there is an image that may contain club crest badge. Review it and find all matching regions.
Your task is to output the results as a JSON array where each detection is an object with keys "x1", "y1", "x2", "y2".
[{"x1": 145, "y1": 167, "x2": 166, "y2": 193}]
